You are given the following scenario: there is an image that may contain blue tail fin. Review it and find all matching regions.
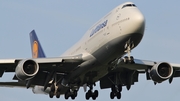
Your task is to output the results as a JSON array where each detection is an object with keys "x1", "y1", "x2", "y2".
[{"x1": 29, "y1": 30, "x2": 46, "y2": 58}]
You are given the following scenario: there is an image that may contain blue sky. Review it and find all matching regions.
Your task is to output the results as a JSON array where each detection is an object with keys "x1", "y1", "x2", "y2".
[{"x1": 1, "y1": 0, "x2": 180, "y2": 101}]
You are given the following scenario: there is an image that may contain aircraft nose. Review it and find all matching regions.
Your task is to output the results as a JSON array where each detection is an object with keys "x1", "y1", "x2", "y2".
[
  {"x1": 123, "y1": 9, "x2": 145, "y2": 35},
  {"x1": 131, "y1": 10, "x2": 145, "y2": 34}
]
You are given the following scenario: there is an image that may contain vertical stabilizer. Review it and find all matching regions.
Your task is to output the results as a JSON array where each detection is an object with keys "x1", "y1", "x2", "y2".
[{"x1": 29, "y1": 30, "x2": 46, "y2": 58}]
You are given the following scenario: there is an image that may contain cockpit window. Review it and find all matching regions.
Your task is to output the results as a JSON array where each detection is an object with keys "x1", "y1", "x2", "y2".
[
  {"x1": 122, "y1": 4, "x2": 136, "y2": 9},
  {"x1": 132, "y1": 4, "x2": 136, "y2": 7}
]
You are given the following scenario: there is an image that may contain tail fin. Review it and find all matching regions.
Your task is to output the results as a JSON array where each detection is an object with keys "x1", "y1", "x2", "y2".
[{"x1": 29, "y1": 30, "x2": 46, "y2": 58}]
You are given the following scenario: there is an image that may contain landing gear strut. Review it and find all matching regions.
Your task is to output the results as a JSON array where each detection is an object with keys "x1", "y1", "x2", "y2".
[
  {"x1": 108, "y1": 72, "x2": 123, "y2": 99},
  {"x1": 85, "y1": 84, "x2": 99, "y2": 100},
  {"x1": 124, "y1": 39, "x2": 135, "y2": 64}
]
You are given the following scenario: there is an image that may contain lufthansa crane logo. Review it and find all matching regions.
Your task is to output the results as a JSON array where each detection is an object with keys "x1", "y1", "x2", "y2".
[{"x1": 33, "y1": 41, "x2": 38, "y2": 58}]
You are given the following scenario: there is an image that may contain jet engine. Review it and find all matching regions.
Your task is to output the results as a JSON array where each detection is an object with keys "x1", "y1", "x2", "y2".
[
  {"x1": 15, "y1": 59, "x2": 39, "y2": 81},
  {"x1": 150, "y1": 62, "x2": 173, "y2": 83}
]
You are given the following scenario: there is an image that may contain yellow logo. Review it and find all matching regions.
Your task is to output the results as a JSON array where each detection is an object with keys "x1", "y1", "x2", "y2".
[{"x1": 33, "y1": 41, "x2": 38, "y2": 58}]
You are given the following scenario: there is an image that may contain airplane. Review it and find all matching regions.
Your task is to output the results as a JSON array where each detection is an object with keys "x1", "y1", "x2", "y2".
[{"x1": 0, "y1": 1, "x2": 180, "y2": 100}]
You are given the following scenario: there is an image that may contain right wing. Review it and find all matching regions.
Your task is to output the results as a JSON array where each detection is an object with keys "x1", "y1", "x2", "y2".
[
  {"x1": 0, "y1": 30, "x2": 84, "y2": 89},
  {"x1": 0, "y1": 55, "x2": 84, "y2": 88}
]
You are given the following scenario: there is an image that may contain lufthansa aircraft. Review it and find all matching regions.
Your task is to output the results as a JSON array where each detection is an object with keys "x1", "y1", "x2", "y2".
[{"x1": 0, "y1": 2, "x2": 179, "y2": 100}]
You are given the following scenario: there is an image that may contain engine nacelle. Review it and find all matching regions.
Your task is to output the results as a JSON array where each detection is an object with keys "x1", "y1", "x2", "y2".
[
  {"x1": 150, "y1": 62, "x2": 173, "y2": 83},
  {"x1": 15, "y1": 59, "x2": 39, "y2": 81}
]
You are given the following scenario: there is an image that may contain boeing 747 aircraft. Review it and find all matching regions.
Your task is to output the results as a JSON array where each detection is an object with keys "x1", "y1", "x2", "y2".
[{"x1": 0, "y1": 2, "x2": 180, "y2": 100}]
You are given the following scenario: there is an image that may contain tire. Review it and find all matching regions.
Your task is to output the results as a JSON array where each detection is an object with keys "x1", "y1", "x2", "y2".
[
  {"x1": 86, "y1": 92, "x2": 90, "y2": 100},
  {"x1": 65, "y1": 92, "x2": 69, "y2": 99},
  {"x1": 110, "y1": 92, "x2": 114, "y2": 99},
  {"x1": 124, "y1": 56, "x2": 128, "y2": 64},
  {"x1": 74, "y1": 90, "x2": 77, "y2": 97},
  {"x1": 71, "y1": 95, "x2": 75, "y2": 100},
  {"x1": 116, "y1": 92, "x2": 121, "y2": 99},
  {"x1": 94, "y1": 90, "x2": 98, "y2": 97},
  {"x1": 130, "y1": 56, "x2": 135, "y2": 64},
  {"x1": 56, "y1": 92, "x2": 60, "y2": 98},
  {"x1": 49, "y1": 91, "x2": 54, "y2": 98},
  {"x1": 92, "y1": 95, "x2": 96, "y2": 100}
]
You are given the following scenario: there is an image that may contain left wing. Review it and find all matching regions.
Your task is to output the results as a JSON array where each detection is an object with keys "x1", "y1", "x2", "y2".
[{"x1": 100, "y1": 57, "x2": 180, "y2": 90}]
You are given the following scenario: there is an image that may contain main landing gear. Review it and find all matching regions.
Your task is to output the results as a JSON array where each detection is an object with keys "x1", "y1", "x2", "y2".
[
  {"x1": 49, "y1": 83, "x2": 79, "y2": 100},
  {"x1": 110, "y1": 85, "x2": 122, "y2": 99},
  {"x1": 49, "y1": 84, "x2": 62, "y2": 98},
  {"x1": 64, "y1": 89, "x2": 78, "y2": 100},
  {"x1": 85, "y1": 84, "x2": 99, "y2": 100},
  {"x1": 48, "y1": 73, "x2": 62, "y2": 99}
]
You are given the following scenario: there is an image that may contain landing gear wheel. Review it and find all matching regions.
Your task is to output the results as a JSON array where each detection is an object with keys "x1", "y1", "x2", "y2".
[
  {"x1": 124, "y1": 56, "x2": 129, "y2": 64},
  {"x1": 74, "y1": 90, "x2": 77, "y2": 97},
  {"x1": 56, "y1": 91, "x2": 60, "y2": 98},
  {"x1": 86, "y1": 91, "x2": 91, "y2": 100},
  {"x1": 49, "y1": 91, "x2": 54, "y2": 98},
  {"x1": 49, "y1": 84, "x2": 55, "y2": 98},
  {"x1": 130, "y1": 56, "x2": 134, "y2": 64},
  {"x1": 65, "y1": 92, "x2": 69, "y2": 99},
  {"x1": 110, "y1": 92, "x2": 114, "y2": 99},
  {"x1": 116, "y1": 92, "x2": 121, "y2": 99},
  {"x1": 94, "y1": 90, "x2": 98, "y2": 97},
  {"x1": 91, "y1": 90, "x2": 98, "y2": 100},
  {"x1": 71, "y1": 95, "x2": 75, "y2": 100},
  {"x1": 92, "y1": 95, "x2": 96, "y2": 100}
]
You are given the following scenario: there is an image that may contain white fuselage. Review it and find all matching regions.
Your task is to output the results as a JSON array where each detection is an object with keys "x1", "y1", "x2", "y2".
[
  {"x1": 33, "y1": 2, "x2": 146, "y2": 94},
  {"x1": 60, "y1": 2, "x2": 145, "y2": 86}
]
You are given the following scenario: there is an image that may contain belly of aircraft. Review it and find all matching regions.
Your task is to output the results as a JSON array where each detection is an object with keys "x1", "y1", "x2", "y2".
[
  {"x1": 92, "y1": 33, "x2": 143, "y2": 65},
  {"x1": 76, "y1": 33, "x2": 144, "y2": 85}
]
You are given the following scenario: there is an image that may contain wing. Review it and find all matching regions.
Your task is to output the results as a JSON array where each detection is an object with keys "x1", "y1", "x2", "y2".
[
  {"x1": 100, "y1": 58, "x2": 180, "y2": 90},
  {"x1": 0, "y1": 55, "x2": 84, "y2": 88},
  {"x1": 0, "y1": 81, "x2": 27, "y2": 88},
  {"x1": 0, "y1": 30, "x2": 84, "y2": 89}
]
